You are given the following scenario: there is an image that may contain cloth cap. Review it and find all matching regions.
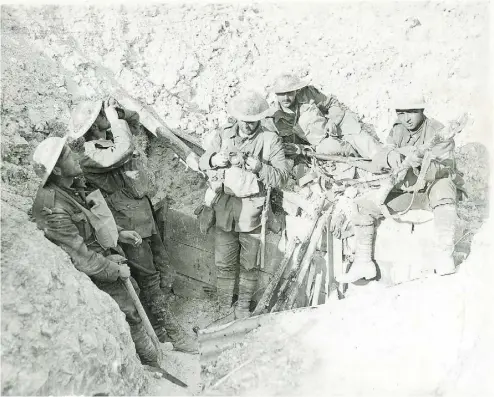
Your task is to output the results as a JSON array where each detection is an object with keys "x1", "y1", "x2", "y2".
[
  {"x1": 68, "y1": 100, "x2": 102, "y2": 139},
  {"x1": 32, "y1": 136, "x2": 68, "y2": 186},
  {"x1": 271, "y1": 73, "x2": 309, "y2": 93},
  {"x1": 227, "y1": 90, "x2": 271, "y2": 122}
]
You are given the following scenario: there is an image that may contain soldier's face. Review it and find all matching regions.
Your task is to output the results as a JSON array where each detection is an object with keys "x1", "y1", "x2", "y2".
[
  {"x1": 396, "y1": 109, "x2": 425, "y2": 131},
  {"x1": 56, "y1": 146, "x2": 83, "y2": 177},
  {"x1": 276, "y1": 91, "x2": 297, "y2": 108},
  {"x1": 94, "y1": 112, "x2": 111, "y2": 132},
  {"x1": 238, "y1": 120, "x2": 260, "y2": 135}
]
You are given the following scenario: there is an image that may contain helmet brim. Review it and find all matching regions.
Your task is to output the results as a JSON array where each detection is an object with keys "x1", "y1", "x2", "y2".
[
  {"x1": 68, "y1": 101, "x2": 102, "y2": 140},
  {"x1": 272, "y1": 79, "x2": 309, "y2": 94},
  {"x1": 227, "y1": 103, "x2": 272, "y2": 122},
  {"x1": 38, "y1": 136, "x2": 68, "y2": 187}
]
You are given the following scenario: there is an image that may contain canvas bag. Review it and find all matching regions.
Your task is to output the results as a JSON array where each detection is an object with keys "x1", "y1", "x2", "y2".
[
  {"x1": 72, "y1": 189, "x2": 119, "y2": 249},
  {"x1": 120, "y1": 151, "x2": 157, "y2": 199},
  {"x1": 222, "y1": 132, "x2": 272, "y2": 198}
]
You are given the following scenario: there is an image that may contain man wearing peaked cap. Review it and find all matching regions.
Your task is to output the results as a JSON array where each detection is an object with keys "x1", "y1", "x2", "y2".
[
  {"x1": 199, "y1": 89, "x2": 290, "y2": 321},
  {"x1": 338, "y1": 90, "x2": 467, "y2": 283},
  {"x1": 68, "y1": 97, "x2": 195, "y2": 353},
  {"x1": 270, "y1": 73, "x2": 382, "y2": 161},
  {"x1": 31, "y1": 137, "x2": 160, "y2": 366}
]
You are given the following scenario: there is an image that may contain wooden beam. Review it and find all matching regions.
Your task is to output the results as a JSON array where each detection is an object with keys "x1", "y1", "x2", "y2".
[{"x1": 311, "y1": 272, "x2": 323, "y2": 306}]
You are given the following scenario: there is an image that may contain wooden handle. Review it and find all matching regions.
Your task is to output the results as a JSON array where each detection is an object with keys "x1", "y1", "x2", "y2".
[{"x1": 122, "y1": 278, "x2": 161, "y2": 350}]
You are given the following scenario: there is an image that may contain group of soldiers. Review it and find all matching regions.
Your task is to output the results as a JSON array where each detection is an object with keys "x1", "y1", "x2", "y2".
[{"x1": 30, "y1": 73, "x2": 464, "y2": 366}]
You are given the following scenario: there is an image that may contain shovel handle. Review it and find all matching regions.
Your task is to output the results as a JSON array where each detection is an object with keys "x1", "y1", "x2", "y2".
[{"x1": 122, "y1": 278, "x2": 161, "y2": 350}]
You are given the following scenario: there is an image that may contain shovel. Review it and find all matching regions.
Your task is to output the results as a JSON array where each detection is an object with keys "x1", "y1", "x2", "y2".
[{"x1": 121, "y1": 277, "x2": 188, "y2": 389}]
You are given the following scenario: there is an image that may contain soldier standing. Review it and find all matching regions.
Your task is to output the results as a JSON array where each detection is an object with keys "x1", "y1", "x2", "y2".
[
  {"x1": 68, "y1": 99, "x2": 194, "y2": 352},
  {"x1": 199, "y1": 90, "x2": 290, "y2": 320},
  {"x1": 31, "y1": 137, "x2": 159, "y2": 365}
]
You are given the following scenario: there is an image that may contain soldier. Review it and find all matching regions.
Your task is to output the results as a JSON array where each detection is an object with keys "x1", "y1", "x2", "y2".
[
  {"x1": 68, "y1": 99, "x2": 194, "y2": 353},
  {"x1": 337, "y1": 93, "x2": 465, "y2": 283},
  {"x1": 199, "y1": 90, "x2": 290, "y2": 320},
  {"x1": 270, "y1": 73, "x2": 382, "y2": 160},
  {"x1": 31, "y1": 136, "x2": 159, "y2": 366}
]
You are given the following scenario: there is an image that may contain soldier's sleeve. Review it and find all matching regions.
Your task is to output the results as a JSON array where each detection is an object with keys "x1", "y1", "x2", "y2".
[
  {"x1": 258, "y1": 133, "x2": 290, "y2": 188},
  {"x1": 83, "y1": 119, "x2": 135, "y2": 169},
  {"x1": 199, "y1": 129, "x2": 222, "y2": 171},
  {"x1": 424, "y1": 137, "x2": 456, "y2": 181},
  {"x1": 386, "y1": 124, "x2": 404, "y2": 147},
  {"x1": 119, "y1": 107, "x2": 142, "y2": 136},
  {"x1": 306, "y1": 86, "x2": 345, "y2": 126},
  {"x1": 41, "y1": 209, "x2": 121, "y2": 281}
]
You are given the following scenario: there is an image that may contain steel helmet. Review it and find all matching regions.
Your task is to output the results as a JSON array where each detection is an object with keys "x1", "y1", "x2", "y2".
[
  {"x1": 271, "y1": 73, "x2": 309, "y2": 94},
  {"x1": 68, "y1": 100, "x2": 103, "y2": 139},
  {"x1": 227, "y1": 90, "x2": 271, "y2": 122},
  {"x1": 32, "y1": 136, "x2": 68, "y2": 186},
  {"x1": 393, "y1": 92, "x2": 427, "y2": 110}
]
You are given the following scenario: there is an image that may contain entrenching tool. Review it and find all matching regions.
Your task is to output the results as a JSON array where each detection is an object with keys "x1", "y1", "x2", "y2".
[{"x1": 121, "y1": 278, "x2": 188, "y2": 388}]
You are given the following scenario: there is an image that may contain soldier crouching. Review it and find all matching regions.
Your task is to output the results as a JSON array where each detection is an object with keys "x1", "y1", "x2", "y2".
[{"x1": 337, "y1": 93, "x2": 466, "y2": 283}]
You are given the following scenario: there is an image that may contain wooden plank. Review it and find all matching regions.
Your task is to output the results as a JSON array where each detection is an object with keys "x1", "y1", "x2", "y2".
[
  {"x1": 324, "y1": 218, "x2": 334, "y2": 302},
  {"x1": 172, "y1": 273, "x2": 215, "y2": 299},
  {"x1": 165, "y1": 209, "x2": 214, "y2": 253},
  {"x1": 166, "y1": 240, "x2": 216, "y2": 285},
  {"x1": 333, "y1": 238, "x2": 343, "y2": 279},
  {"x1": 311, "y1": 273, "x2": 323, "y2": 306}
]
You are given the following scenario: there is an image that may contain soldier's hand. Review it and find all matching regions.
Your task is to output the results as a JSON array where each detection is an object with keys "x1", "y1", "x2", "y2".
[
  {"x1": 104, "y1": 97, "x2": 121, "y2": 109},
  {"x1": 283, "y1": 143, "x2": 302, "y2": 156},
  {"x1": 104, "y1": 105, "x2": 119, "y2": 124},
  {"x1": 403, "y1": 152, "x2": 422, "y2": 169},
  {"x1": 386, "y1": 150, "x2": 404, "y2": 170},
  {"x1": 245, "y1": 156, "x2": 262, "y2": 173},
  {"x1": 211, "y1": 152, "x2": 230, "y2": 168},
  {"x1": 118, "y1": 263, "x2": 131, "y2": 279},
  {"x1": 119, "y1": 230, "x2": 142, "y2": 247}
]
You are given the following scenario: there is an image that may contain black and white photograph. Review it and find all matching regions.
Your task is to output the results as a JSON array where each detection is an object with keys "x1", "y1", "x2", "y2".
[{"x1": 1, "y1": 0, "x2": 492, "y2": 395}]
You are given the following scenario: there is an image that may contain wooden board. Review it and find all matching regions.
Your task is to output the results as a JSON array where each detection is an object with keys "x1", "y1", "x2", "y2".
[{"x1": 164, "y1": 209, "x2": 216, "y2": 286}]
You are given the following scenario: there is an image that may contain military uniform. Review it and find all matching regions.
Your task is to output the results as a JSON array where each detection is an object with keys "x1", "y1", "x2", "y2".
[
  {"x1": 339, "y1": 114, "x2": 464, "y2": 283},
  {"x1": 272, "y1": 85, "x2": 382, "y2": 160},
  {"x1": 75, "y1": 105, "x2": 187, "y2": 349},
  {"x1": 32, "y1": 181, "x2": 158, "y2": 365},
  {"x1": 199, "y1": 121, "x2": 289, "y2": 318}
]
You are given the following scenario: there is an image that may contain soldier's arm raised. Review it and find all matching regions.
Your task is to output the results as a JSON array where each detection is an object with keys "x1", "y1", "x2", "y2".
[{"x1": 83, "y1": 109, "x2": 135, "y2": 169}]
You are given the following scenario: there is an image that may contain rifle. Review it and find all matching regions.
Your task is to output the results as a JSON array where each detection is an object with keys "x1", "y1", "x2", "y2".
[
  {"x1": 302, "y1": 151, "x2": 378, "y2": 173},
  {"x1": 258, "y1": 187, "x2": 272, "y2": 270}
]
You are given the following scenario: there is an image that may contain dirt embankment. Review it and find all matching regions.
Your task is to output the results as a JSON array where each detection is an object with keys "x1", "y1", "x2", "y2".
[
  {"x1": 1, "y1": 202, "x2": 150, "y2": 396},
  {"x1": 0, "y1": 2, "x2": 491, "y2": 395}
]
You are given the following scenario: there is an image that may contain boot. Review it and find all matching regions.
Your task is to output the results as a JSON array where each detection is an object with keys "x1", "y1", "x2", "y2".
[
  {"x1": 336, "y1": 222, "x2": 377, "y2": 283},
  {"x1": 148, "y1": 293, "x2": 197, "y2": 354},
  {"x1": 129, "y1": 322, "x2": 159, "y2": 366},
  {"x1": 433, "y1": 204, "x2": 457, "y2": 276},
  {"x1": 235, "y1": 270, "x2": 258, "y2": 320}
]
